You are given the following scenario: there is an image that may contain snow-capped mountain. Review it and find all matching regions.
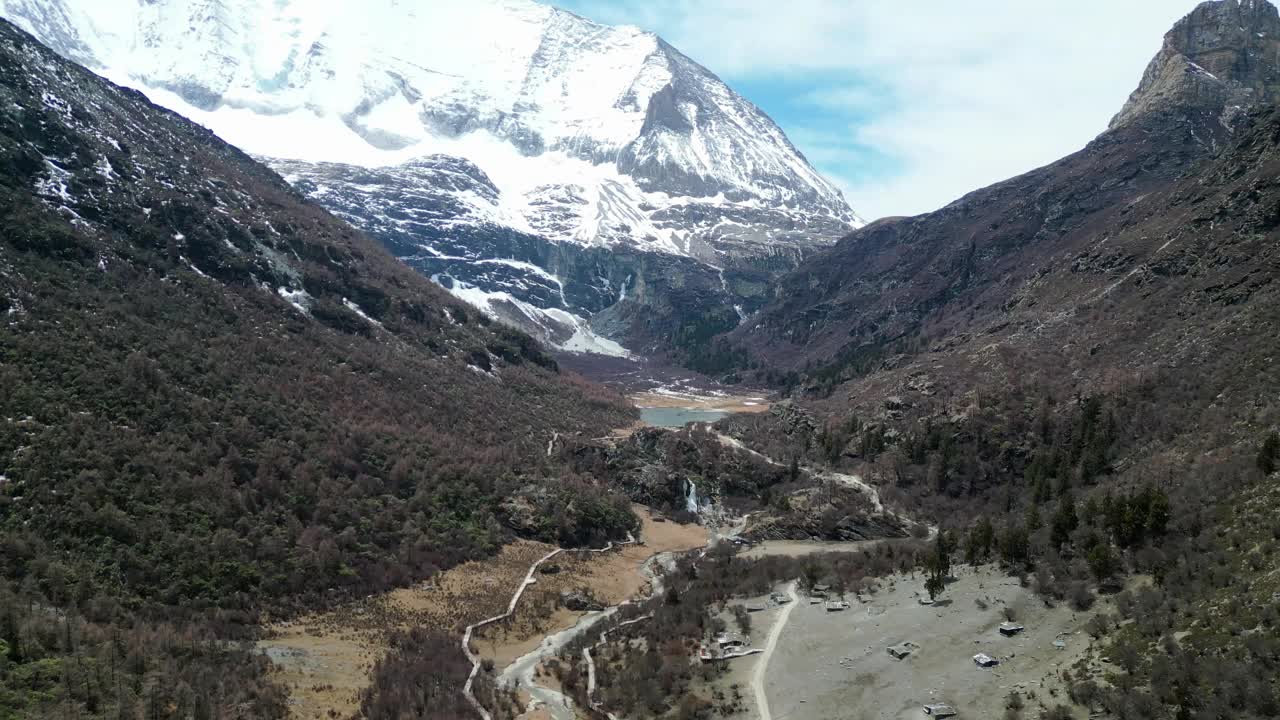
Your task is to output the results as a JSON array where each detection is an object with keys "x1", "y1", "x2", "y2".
[{"x1": 2, "y1": 0, "x2": 863, "y2": 359}]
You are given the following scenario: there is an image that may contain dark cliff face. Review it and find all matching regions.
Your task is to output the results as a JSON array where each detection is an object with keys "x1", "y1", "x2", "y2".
[{"x1": 736, "y1": 105, "x2": 1215, "y2": 375}]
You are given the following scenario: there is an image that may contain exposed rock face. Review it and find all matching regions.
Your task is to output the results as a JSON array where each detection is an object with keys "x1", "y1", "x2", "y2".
[
  {"x1": 270, "y1": 155, "x2": 795, "y2": 358},
  {"x1": 742, "y1": 512, "x2": 908, "y2": 543},
  {"x1": 1111, "y1": 0, "x2": 1280, "y2": 131},
  {"x1": 769, "y1": 401, "x2": 819, "y2": 437}
]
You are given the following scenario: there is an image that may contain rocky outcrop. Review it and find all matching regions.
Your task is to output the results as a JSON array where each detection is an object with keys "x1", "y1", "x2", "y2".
[
  {"x1": 559, "y1": 589, "x2": 605, "y2": 612},
  {"x1": 769, "y1": 401, "x2": 819, "y2": 437},
  {"x1": 1111, "y1": 0, "x2": 1280, "y2": 131},
  {"x1": 740, "y1": 480, "x2": 909, "y2": 543},
  {"x1": 742, "y1": 513, "x2": 909, "y2": 543}
]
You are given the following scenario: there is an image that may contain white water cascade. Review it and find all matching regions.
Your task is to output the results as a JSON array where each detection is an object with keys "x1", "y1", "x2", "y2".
[{"x1": 685, "y1": 479, "x2": 699, "y2": 514}]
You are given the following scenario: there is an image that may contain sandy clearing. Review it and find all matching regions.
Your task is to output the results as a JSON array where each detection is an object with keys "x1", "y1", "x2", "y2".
[
  {"x1": 257, "y1": 631, "x2": 377, "y2": 720},
  {"x1": 259, "y1": 540, "x2": 557, "y2": 720},
  {"x1": 741, "y1": 539, "x2": 888, "y2": 559},
  {"x1": 630, "y1": 391, "x2": 772, "y2": 413},
  {"x1": 763, "y1": 566, "x2": 1097, "y2": 720}
]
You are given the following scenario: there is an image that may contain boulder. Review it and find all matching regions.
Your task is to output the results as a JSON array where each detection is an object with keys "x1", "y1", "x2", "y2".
[{"x1": 560, "y1": 590, "x2": 604, "y2": 612}]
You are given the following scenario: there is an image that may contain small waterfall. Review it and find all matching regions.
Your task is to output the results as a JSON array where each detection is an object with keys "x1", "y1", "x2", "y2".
[{"x1": 685, "y1": 478, "x2": 699, "y2": 514}]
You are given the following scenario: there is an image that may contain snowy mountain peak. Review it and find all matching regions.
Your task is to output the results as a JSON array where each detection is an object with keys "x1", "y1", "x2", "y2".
[
  {"x1": 3, "y1": 0, "x2": 864, "y2": 359},
  {"x1": 2, "y1": 0, "x2": 860, "y2": 239}
]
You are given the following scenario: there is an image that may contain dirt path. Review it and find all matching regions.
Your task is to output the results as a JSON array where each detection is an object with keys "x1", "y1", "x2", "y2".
[
  {"x1": 474, "y1": 510, "x2": 705, "y2": 670},
  {"x1": 474, "y1": 509, "x2": 707, "y2": 719},
  {"x1": 259, "y1": 540, "x2": 556, "y2": 720},
  {"x1": 502, "y1": 609, "x2": 618, "y2": 720},
  {"x1": 497, "y1": 545, "x2": 694, "y2": 718},
  {"x1": 584, "y1": 613, "x2": 653, "y2": 720},
  {"x1": 752, "y1": 581, "x2": 798, "y2": 720},
  {"x1": 462, "y1": 537, "x2": 636, "y2": 720}
]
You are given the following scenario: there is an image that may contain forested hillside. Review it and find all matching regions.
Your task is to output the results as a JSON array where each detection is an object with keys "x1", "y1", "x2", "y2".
[
  {"x1": 0, "y1": 18, "x2": 636, "y2": 718},
  {"x1": 699, "y1": 3, "x2": 1280, "y2": 715}
]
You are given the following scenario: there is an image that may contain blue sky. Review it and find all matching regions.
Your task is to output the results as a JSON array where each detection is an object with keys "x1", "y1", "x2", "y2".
[{"x1": 557, "y1": 0, "x2": 1195, "y2": 219}]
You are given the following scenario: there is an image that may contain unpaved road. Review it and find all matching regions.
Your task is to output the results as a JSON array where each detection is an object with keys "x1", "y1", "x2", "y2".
[
  {"x1": 752, "y1": 581, "x2": 798, "y2": 720},
  {"x1": 498, "y1": 550, "x2": 681, "y2": 719}
]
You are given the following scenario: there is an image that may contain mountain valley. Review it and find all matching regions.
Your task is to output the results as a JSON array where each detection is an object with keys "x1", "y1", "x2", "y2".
[
  {"x1": 0, "y1": 15, "x2": 639, "y2": 717},
  {"x1": 1, "y1": 1, "x2": 1279, "y2": 720}
]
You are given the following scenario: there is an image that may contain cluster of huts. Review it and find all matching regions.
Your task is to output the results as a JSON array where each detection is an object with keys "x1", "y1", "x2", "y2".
[
  {"x1": 698, "y1": 631, "x2": 763, "y2": 662},
  {"x1": 889, "y1": 620, "x2": 1036, "y2": 716}
]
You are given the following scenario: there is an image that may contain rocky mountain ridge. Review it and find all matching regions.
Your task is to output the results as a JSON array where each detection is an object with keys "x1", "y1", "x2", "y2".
[
  {"x1": 733, "y1": 0, "x2": 1280, "y2": 390},
  {"x1": 1111, "y1": 0, "x2": 1280, "y2": 132},
  {"x1": 0, "y1": 0, "x2": 861, "y2": 359},
  {"x1": 0, "y1": 4, "x2": 636, "y2": 630}
]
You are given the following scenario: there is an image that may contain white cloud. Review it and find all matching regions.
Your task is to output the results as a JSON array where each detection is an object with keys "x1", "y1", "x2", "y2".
[
  {"x1": 562, "y1": 0, "x2": 1195, "y2": 218},
  {"x1": 799, "y1": 84, "x2": 890, "y2": 113}
]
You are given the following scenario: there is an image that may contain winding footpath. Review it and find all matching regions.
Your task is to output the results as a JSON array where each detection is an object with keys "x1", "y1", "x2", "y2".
[
  {"x1": 583, "y1": 613, "x2": 653, "y2": 720},
  {"x1": 751, "y1": 581, "x2": 799, "y2": 720},
  {"x1": 502, "y1": 610, "x2": 616, "y2": 720},
  {"x1": 460, "y1": 536, "x2": 634, "y2": 720},
  {"x1": 500, "y1": 550, "x2": 680, "y2": 719}
]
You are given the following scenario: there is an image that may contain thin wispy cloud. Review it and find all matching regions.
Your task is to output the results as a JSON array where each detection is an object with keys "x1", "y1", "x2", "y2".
[{"x1": 559, "y1": 0, "x2": 1194, "y2": 219}]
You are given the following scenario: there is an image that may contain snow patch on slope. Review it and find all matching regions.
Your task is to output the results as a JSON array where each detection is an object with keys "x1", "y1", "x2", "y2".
[
  {"x1": 3, "y1": 0, "x2": 861, "y2": 255},
  {"x1": 434, "y1": 274, "x2": 632, "y2": 358}
]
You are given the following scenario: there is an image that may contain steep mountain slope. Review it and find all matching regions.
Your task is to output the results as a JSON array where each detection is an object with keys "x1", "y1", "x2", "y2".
[
  {"x1": 0, "y1": 17, "x2": 637, "y2": 717},
  {"x1": 707, "y1": 6, "x2": 1280, "y2": 716},
  {"x1": 735, "y1": 0, "x2": 1280, "y2": 386},
  {"x1": 0, "y1": 0, "x2": 861, "y2": 360}
]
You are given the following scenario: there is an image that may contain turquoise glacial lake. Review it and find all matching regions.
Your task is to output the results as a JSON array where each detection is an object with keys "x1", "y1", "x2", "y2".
[{"x1": 638, "y1": 407, "x2": 729, "y2": 428}]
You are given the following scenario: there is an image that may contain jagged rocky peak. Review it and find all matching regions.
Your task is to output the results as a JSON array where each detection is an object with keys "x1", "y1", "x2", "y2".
[{"x1": 1111, "y1": 0, "x2": 1280, "y2": 130}]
